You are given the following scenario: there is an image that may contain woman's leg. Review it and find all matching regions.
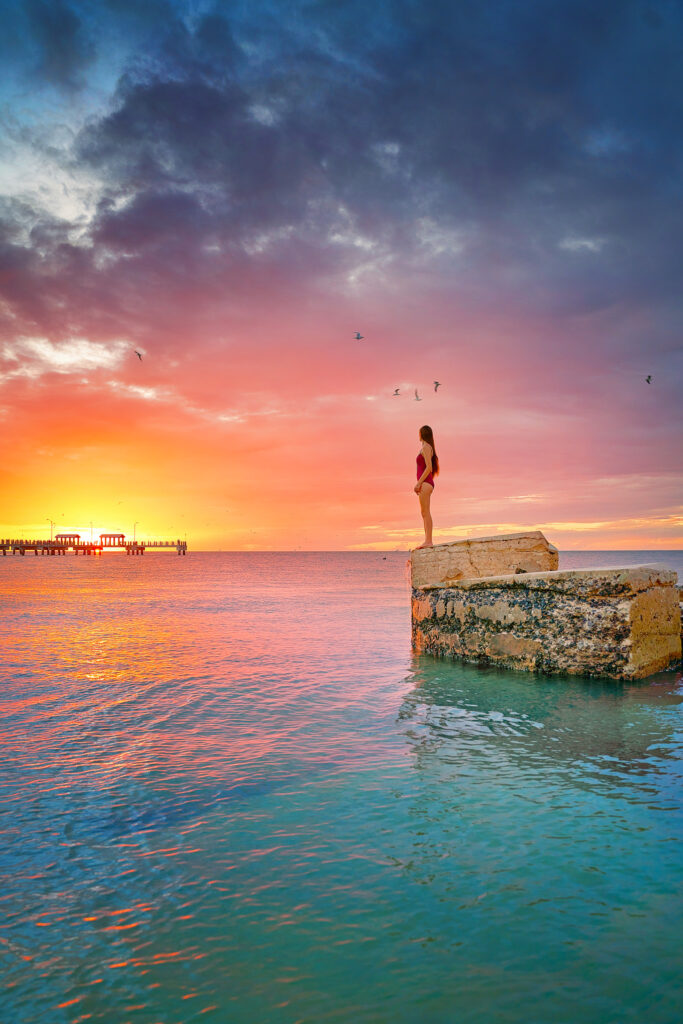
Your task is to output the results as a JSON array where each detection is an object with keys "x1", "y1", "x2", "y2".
[{"x1": 417, "y1": 484, "x2": 433, "y2": 547}]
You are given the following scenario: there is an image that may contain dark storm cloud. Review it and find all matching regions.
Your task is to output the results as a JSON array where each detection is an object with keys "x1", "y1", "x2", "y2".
[
  {"x1": 2, "y1": 0, "x2": 683, "y2": 347},
  {"x1": 25, "y1": 0, "x2": 95, "y2": 89},
  {"x1": 87, "y1": 3, "x2": 683, "y2": 239},
  {"x1": 78, "y1": 77, "x2": 309, "y2": 211},
  {"x1": 92, "y1": 190, "x2": 214, "y2": 251}
]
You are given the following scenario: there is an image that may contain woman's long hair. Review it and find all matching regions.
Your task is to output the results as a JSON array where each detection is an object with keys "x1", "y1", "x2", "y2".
[{"x1": 419, "y1": 424, "x2": 439, "y2": 476}]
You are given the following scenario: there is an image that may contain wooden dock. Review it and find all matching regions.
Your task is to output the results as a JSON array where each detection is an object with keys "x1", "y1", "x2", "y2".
[{"x1": 1, "y1": 534, "x2": 188, "y2": 556}]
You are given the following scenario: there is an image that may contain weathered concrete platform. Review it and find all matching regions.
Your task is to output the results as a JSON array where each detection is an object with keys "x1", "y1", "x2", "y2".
[
  {"x1": 410, "y1": 530, "x2": 558, "y2": 589},
  {"x1": 411, "y1": 563, "x2": 681, "y2": 681}
]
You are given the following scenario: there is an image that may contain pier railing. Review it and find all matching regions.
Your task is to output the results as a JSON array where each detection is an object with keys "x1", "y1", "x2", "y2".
[{"x1": 1, "y1": 538, "x2": 188, "y2": 556}]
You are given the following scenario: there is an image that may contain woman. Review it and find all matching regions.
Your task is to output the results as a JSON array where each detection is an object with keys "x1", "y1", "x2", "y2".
[{"x1": 414, "y1": 424, "x2": 439, "y2": 548}]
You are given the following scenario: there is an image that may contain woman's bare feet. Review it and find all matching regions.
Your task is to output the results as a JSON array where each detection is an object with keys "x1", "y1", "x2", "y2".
[{"x1": 415, "y1": 542, "x2": 433, "y2": 549}]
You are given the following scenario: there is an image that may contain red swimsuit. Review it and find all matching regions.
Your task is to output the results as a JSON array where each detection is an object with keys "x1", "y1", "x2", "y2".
[{"x1": 417, "y1": 451, "x2": 434, "y2": 488}]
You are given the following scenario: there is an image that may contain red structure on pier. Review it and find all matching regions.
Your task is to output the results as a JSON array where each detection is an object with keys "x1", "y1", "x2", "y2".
[{"x1": 100, "y1": 532, "x2": 126, "y2": 547}]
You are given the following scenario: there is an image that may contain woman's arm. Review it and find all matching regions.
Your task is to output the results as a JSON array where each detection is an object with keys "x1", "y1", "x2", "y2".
[{"x1": 414, "y1": 444, "x2": 433, "y2": 492}]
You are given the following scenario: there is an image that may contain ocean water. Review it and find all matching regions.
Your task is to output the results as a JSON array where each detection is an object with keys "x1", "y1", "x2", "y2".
[{"x1": 1, "y1": 550, "x2": 681, "y2": 1024}]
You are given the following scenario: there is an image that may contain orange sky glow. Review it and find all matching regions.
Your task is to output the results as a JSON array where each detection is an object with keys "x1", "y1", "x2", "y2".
[{"x1": 2, "y1": 298, "x2": 681, "y2": 550}]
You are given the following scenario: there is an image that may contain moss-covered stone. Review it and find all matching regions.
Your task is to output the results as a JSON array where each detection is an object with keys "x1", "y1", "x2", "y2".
[{"x1": 411, "y1": 563, "x2": 681, "y2": 680}]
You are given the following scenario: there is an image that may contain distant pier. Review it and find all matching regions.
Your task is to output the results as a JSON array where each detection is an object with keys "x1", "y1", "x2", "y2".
[{"x1": 1, "y1": 531, "x2": 187, "y2": 557}]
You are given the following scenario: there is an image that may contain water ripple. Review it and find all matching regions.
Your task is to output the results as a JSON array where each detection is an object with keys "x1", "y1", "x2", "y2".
[{"x1": 1, "y1": 552, "x2": 682, "y2": 1024}]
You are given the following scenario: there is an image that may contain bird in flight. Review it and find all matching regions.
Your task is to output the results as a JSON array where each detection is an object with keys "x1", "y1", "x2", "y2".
[
  {"x1": 135, "y1": 351, "x2": 143, "y2": 361},
  {"x1": 354, "y1": 332, "x2": 364, "y2": 340},
  {"x1": 414, "y1": 389, "x2": 422, "y2": 402},
  {"x1": 433, "y1": 380, "x2": 441, "y2": 392},
  {"x1": 393, "y1": 388, "x2": 400, "y2": 396},
  {"x1": 645, "y1": 375, "x2": 653, "y2": 383}
]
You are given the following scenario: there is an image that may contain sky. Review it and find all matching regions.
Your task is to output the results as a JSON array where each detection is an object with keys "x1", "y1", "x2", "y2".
[{"x1": 0, "y1": 0, "x2": 681, "y2": 551}]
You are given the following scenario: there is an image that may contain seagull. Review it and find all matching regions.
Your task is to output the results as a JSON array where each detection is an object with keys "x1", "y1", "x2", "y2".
[
  {"x1": 393, "y1": 388, "x2": 400, "y2": 396},
  {"x1": 645, "y1": 375, "x2": 653, "y2": 383},
  {"x1": 414, "y1": 389, "x2": 422, "y2": 402},
  {"x1": 353, "y1": 332, "x2": 364, "y2": 340},
  {"x1": 433, "y1": 380, "x2": 441, "y2": 392},
  {"x1": 135, "y1": 351, "x2": 143, "y2": 361}
]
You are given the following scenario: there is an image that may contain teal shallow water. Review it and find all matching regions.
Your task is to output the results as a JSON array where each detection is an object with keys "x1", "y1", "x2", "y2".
[{"x1": 1, "y1": 552, "x2": 682, "y2": 1023}]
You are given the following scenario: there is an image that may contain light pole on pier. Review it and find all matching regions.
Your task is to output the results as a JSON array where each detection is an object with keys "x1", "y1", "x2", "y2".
[
  {"x1": 90, "y1": 521, "x2": 94, "y2": 543},
  {"x1": 46, "y1": 517, "x2": 55, "y2": 541},
  {"x1": 133, "y1": 521, "x2": 139, "y2": 543}
]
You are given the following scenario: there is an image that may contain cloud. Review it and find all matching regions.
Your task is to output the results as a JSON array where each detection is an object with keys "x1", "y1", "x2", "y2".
[
  {"x1": 559, "y1": 236, "x2": 606, "y2": 253},
  {"x1": 350, "y1": 510, "x2": 683, "y2": 550},
  {"x1": 25, "y1": 0, "x2": 95, "y2": 90},
  {"x1": 1, "y1": 336, "x2": 128, "y2": 378},
  {"x1": 108, "y1": 380, "x2": 167, "y2": 402},
  {"x1": 3, "y1": 0, "x2": 676, "y2": 326}
]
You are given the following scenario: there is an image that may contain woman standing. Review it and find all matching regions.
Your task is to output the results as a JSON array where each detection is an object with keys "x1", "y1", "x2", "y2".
[{"x1": 414, "y1": 425, "x2": 439, "y2": 549}]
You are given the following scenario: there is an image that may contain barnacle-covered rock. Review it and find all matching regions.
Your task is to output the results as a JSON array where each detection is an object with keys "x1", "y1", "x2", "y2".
[{"x1": 411, "y1": 562, "x2": 680, "y2": 680}]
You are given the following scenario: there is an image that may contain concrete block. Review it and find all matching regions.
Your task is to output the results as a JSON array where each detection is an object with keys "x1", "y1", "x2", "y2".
[
  {"x1": 411, "y1": 563, "x2": 681, "y2": 681},
  {"x1": 410, "y1": 531, "x2": 558, "y2": 589}
]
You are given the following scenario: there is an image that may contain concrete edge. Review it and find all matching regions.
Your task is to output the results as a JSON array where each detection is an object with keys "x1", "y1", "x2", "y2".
[
  {"x1": 410, "y1": 530, "x2": 549, "y2": 554},
  {"x1": 420, "y1": 562, "x2": 678, "y2": 593}
]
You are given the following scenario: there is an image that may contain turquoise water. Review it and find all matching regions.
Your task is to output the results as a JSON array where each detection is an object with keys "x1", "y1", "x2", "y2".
[{"x1": 1, "y1": 552, "x2": 681, "y2": 1023}]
